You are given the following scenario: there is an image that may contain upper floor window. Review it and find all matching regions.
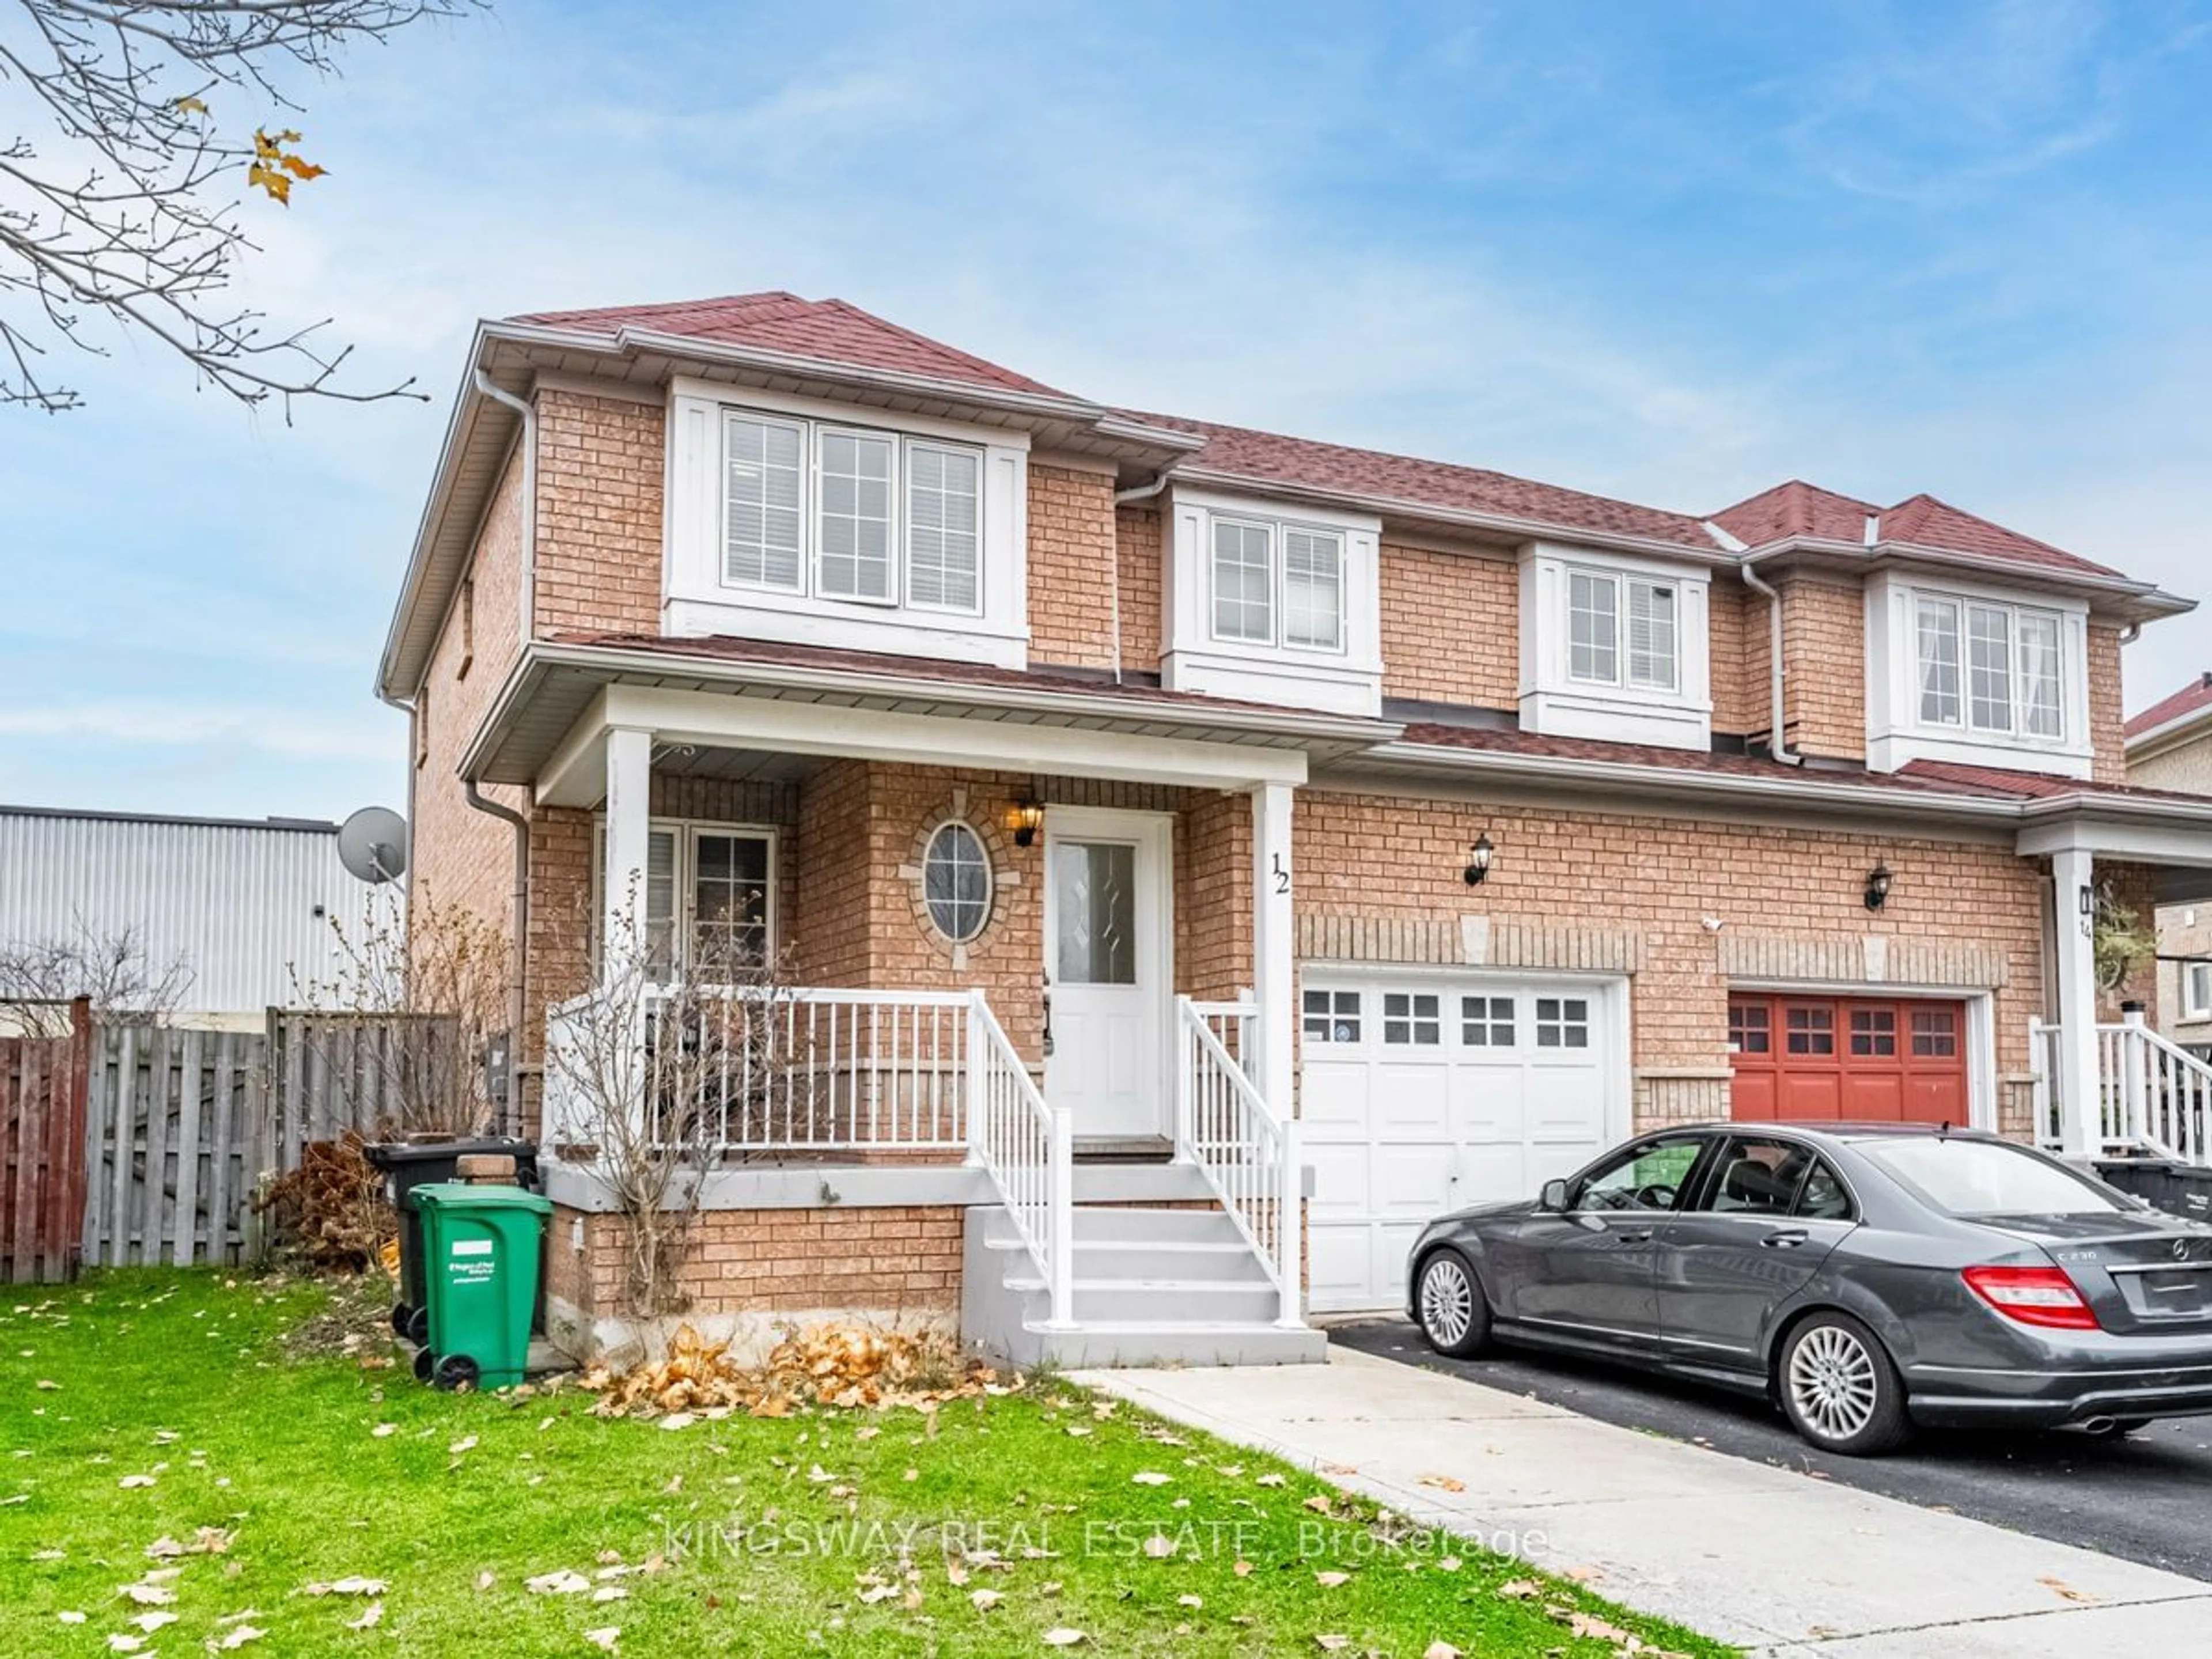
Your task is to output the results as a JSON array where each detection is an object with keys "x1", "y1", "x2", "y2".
[
  {"x1": 1914, "y1": 594, "x2": 2066, "y2": 742},
  {"x1": 722, "y1": 410, "x2": 981, "y2": 615},
  {"x1": 1209, "y1": 517, "x2": 1346, "y2": 654},
  {"x1": 1567, "y1": 568, "x2": 1677, "y2": 694}
]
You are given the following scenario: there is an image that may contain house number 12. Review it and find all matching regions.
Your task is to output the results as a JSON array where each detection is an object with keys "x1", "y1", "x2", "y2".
[{"x1": 1271, "y1": 854, "x2": 1291, "y2": 895}]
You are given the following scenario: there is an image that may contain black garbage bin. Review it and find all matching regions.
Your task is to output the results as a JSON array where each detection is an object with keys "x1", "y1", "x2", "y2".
[
  {"x1": 366, "y1": 1137, "x2": 540, "y2": 1344},
  {"x1": 2171, "y1": 1165, "x2": 2212, "y2": 1224},
  {"x1": 2094, "y1": 1157, "x2": 2179, "y2": 1216}
]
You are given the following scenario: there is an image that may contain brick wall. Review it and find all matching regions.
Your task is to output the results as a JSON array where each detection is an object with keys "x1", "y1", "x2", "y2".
[
  {"x1": 2089, "y1": 624, "x2": 2128, "y2": 784},
  {"x1": 1707, "y1": 575, "x2": 1758, "y2": 738},
  {"x1": 1378, "y1": 543, "x2": 1518, "y2": 711},
  {"x1": 1296, "y1": 790, "x2": 2048, "y2": 1132},
  {"x1": 1779, "y1": 577, "x2": 1866, "y2": 761},
  {"x1": 1177, "y1": 789, "x2": 1252, "y2": 1002},
  {"x1": 1027, "y1": 463, "x2": 1119, "y2": 670},
  {"x1": 1115, "y1": 506, "x2": 1164, "y2": 672},
  {"x1": 534, "y1": 388, "x2": 663, "y2": 639},
  {"x1": 551, "y1": 1203, "x2": 966, "y2": 1321}
]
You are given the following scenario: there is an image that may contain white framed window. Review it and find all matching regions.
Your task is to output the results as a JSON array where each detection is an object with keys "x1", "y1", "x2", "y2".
[
  {"x1": 921, "y1": 820, "x2": 993, "y2": 944},
  {"x1": 1206, "y1": 514, "x2": 1347, "y2": 653},
  {"x1": 1211, "y1": 518, "x2": 1274, "y2": 643},
  {"x1": 1283, "y1": 528, "x2": 1344, "y2": 650},
  {"x1": 593, "y1": 819, "x2": 777, "y2": 980},
  {"x1": 718, "y1": 409, "x2": 982, "y2": 616},
  {"x1": 2186, "y1": 961, "x2": 2212, "y2": 1022},
  {"x1": 1567, "y1": 569, "x2": 1675, "y2": 691},
  {"x1": 1913, "y1": 592, "x2": 2069, "y2": 743},
  {"x1": 906, "y1": 443, "x2": 980, "y2": 612}
]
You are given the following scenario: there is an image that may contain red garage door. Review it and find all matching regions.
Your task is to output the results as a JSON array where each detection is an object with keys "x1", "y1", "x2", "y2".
[{"x1": 1727, "y1": 995, "x2": 1968, "y2": 1125}]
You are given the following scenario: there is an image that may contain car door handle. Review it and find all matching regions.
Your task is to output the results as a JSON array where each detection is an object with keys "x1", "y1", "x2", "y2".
[
  {"x1": 1612, "y1": 1229, "x2": 1653, "y2": 1245},
  {"x1": 1760, "y1": 1229, "x2": 1809, "y2": 1250}
]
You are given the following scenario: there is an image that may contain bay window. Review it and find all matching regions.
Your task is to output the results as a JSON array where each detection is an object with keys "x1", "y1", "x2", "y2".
[
  {"x1": 1914, "y1": 592, "x2": 2068, "y2": 743},
  {"x1": 720, "y1": 409, "x2": 980, "y2": 615},
  {"x1": 1207, "y1": 516, "x2": 1346, "y2": 654},
  {"x1": 1567, "y1": 567, "x2": 1677, "y2": 692}
]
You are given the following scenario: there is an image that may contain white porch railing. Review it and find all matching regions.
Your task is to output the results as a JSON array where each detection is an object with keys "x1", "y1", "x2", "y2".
[
  {"x1": 1178, "y1": 996, "x2": 1301, "y2": 1327},
  {"x1": 2032, "y1": 1014, "x2": 2212, "y2": 1164},
  {"x1": 966, "y1": 991, "x2": 1074, "y2": 1329}
]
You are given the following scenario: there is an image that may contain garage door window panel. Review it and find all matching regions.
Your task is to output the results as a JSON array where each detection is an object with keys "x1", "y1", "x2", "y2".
[
  {"x1": 1786, "y1": 1006, "x2": 1835, "y2": 1056},
  {"x1": 1304, "y1": 989, "x2": 1361, "y2": 1045},
  {"x1": 1383, "y1": 993, "x2": 1441, "y2": 1046},
  {"x1": 1911, "y1": 1009, "x2": 1958, "y2": 1058},
  {"x1": 1849, "y1": 1008, "x2": 1897, "y2": 1058},
  {"x1": 1461, "y1": 996, "x2": 1516, "y2": 1047},
  {"x1": 1536, "y1": 997, "x2": 1590, "y2": 1050}
]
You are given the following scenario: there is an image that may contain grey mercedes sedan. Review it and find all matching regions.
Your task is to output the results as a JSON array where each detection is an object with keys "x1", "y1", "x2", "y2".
[{"x1": 1406, "y1": 1122, "x2": 2212, "y2": 1455}]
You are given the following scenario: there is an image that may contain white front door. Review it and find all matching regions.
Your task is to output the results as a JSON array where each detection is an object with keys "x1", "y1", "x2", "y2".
[{"x1": 1043, "y1": 808, "x2": 1172, "y2": 1141}]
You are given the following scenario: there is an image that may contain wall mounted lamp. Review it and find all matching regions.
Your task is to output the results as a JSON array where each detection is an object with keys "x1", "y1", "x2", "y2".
[
  {"x1": 1005, "y1": 801, "x2": 1046, "y2": 849},
  {"x1": 1464, "y1": 831, "x2": 1495, "y2": 887},
  {"x1": 1864, "y1": 860, "x2": 1894, "y2": 912}
]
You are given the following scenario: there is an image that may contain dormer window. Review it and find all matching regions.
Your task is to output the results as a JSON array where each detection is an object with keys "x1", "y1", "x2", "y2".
[
  {"x1": 1567, "y1": 569, "x2": 1677, "y2": 694},
  {"x1": 1208, "y1": 517, "x2": 1346, "y2": 654}
]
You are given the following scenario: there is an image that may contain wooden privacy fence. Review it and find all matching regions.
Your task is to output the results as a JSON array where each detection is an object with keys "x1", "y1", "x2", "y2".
[
  {"x1": 82, "y1": 1010, "x2": 462, "y2": 1270},
  {"x1": 0, "y1": 998, "x2": 93, "y2": 1283}
]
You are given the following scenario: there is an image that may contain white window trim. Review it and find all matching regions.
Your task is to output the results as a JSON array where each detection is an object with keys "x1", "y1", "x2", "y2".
[
  {"x1": 1868, "y1": 573, "x2": 2092, "y2": 778},
  {"x1": 718, "y1": 414, "x2": 983, "y2": 619},
  {"x1": 2185, "y1": 961, "x2": 2212, "y2": 1023},
  {"x1": 591, "y1": 816, "x2": 779, "y2": 981},
  {"x1": 1518, "y1": 543, "x2": 1713, "y2": 752},
  {"x1": 1564, "y1": 566, "x2": 1679, "y2": 694},
  {"x1": 1205, "y1": 512, "x2": 1350, "y2": 657}
]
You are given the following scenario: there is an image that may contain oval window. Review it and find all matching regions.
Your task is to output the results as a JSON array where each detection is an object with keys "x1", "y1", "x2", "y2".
[{"x1": 923, "y1": 821, "x2": 992, "y2": 944}]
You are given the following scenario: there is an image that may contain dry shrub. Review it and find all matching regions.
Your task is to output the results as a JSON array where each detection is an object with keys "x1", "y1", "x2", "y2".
[
  {"x1": 256, "y1": 1131, "x2": 396, "y2": 1272},
  {"x1": 584, "y1": 1321, "x2": 1009, "y2": 1419}
]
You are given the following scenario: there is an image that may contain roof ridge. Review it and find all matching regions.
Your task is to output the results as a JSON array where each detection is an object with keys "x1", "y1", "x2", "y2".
[
  {"x1": 813, "y1": 297, "x2": 1059, "y2": 393},
  {"x1": 512, "y1": 290, "x2": 806, "y2": 326},
  {"x1": 1880, "y1": 490, "x2": 2094, "y2": 565}
]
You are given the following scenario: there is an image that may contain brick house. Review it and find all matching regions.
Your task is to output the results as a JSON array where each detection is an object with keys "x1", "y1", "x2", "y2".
[{"x1": 378, "y1": 291, "x2": 2212, "y2": 1364}]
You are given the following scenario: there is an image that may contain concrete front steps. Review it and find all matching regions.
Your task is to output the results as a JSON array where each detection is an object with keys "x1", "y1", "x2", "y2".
[{"x1": 961, "y1": 1204, "x2": 1328, "y2": 1368}]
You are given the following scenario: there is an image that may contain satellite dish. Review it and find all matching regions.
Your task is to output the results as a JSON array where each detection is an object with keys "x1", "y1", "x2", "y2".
[{"x1": 339, "y1": 805, "x2": 408, "y2": 885}]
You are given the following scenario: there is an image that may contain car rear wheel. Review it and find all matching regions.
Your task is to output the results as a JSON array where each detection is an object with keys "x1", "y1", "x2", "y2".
[
  {"x1": 1415, "y1": 1249, "x2": 1491, "y2": 1358},
  {"x1": 1778, "y1": 1313, "x2": 1912, "y2": 1456}
]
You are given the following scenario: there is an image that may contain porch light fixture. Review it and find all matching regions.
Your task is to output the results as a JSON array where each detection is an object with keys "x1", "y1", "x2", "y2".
[
  {"x1": 1004, "y1": 800, "x2": 1045, "y2": 849},
  {"x1": 1464, "y1": 832, "x2": 1495, "y2": 887},
  {"x1": 1864, "y1": 861, "x2": 1894, "y2": 912}
]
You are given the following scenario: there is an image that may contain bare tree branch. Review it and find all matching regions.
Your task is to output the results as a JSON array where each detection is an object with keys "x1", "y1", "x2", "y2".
[
  {"x1": 0, "y1": 0, "x2": 476, "y2": 414},
  {"x1": 0, "y1": 910, "x2": 193, "y2": 1032}
]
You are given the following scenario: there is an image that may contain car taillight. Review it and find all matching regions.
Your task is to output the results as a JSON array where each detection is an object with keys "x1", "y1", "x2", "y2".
[{"x1": 1961, "y1": 1265, "x2": 2101, "y2": 1331}]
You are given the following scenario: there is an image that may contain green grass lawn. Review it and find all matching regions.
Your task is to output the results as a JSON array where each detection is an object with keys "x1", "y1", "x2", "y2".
[{"x1": 0, "y1": 1271, "x2": 1729, "y2": 1656}]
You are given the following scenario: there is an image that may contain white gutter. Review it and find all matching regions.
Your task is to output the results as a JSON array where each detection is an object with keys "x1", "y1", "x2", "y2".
[{"x1": 1737, "y1": 548, "x2": 1801, "y2": 767}]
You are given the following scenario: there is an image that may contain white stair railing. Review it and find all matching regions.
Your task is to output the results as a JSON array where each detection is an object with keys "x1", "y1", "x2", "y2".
[
  {"x1": 1178, "y1": 996, "x2": 1302, "y2": 1328},
  {"x1": 965, "y1": 990, "x2": 1073, "y2": 1330},
  {"x1": 2032, "y1": 1014, "x2": 2212, "y2": 1165}
]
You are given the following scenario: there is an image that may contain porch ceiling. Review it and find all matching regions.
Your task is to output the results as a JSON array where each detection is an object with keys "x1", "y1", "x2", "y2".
[{"x1": 465, "y1": 641, "x2": 1396, "y2": 802}]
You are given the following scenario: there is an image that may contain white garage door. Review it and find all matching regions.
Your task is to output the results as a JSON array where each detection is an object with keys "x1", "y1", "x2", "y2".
[{"x1": 1300, "y1": 970, "x2": 1622, "y2": 1315}]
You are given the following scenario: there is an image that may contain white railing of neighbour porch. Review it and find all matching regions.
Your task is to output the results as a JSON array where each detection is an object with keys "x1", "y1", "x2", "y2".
[
  {"x1": 2032, "y1": 1015, "x2": 2212, "y2": 1165},
  {"x1": 1177, "y1": 996, "x2": 1301, "y2": 1327},
  {"x1": 965, "y1": 991, "x2": 1073, "y2": 1328}
]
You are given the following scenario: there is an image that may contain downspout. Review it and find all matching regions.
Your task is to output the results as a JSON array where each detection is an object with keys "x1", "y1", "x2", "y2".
[
  {"x1": 1738, "y1": 550, "x2": 1801, "y2": 767},
  {"x1": 465, "y1": 779, "x2": 531, "y2": 1138},
  {"x1": 1112, "y1": 469, "x2": 1177, "y2": 688},
  {"x1": 472, "y1": 368, "x2": 538, "y2": 652}
]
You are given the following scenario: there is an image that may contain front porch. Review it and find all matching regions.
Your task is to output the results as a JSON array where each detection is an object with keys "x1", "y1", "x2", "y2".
[{"x1": 469, "y1": 647, "x2": 1377, "y2": 1365}]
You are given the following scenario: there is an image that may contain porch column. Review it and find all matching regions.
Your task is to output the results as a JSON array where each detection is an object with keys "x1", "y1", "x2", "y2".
[
  {"x1": 2051, "y1": 846, "x2": 2099, "y2": 1160},
  {"x1": 1250, "y1": 782, "x2": 1296, "y2": 1106},
  {"x1": 603, "y1": 726, "x2": 653, "y2": 978}
]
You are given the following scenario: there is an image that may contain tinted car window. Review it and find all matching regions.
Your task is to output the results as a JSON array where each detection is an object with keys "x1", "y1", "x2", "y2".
[
  {"x1": 1793, "y1": 1158, "x2": 1854, "y2": 1221},
  {"x1": 1857, "y1": 1138, "x2": 2127, "y2": 1217},
  {"x1": 1700, "y1": 1136, "x2": 1812, "y2": 1215},
  {"x1": 1575, "y1": 1138, "x2": 1703, "y2": 1213}
]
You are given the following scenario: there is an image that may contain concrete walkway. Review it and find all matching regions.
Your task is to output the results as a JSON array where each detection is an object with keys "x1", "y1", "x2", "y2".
[{"x1": 1073, "y1": 1346, "x2": 2212, "y2": 1657}]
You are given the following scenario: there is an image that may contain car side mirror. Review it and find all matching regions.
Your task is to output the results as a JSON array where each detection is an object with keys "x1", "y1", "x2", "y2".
[{"x1": 1539, "y1": 1179, "x2": 1570, "y2": 1213}]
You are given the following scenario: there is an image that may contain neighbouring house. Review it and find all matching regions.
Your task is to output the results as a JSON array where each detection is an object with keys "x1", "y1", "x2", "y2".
[
  {"x1": 0, "y1": 804, "x2": 355, "y2": 1029},
  {"x1": 378, "y1": 290, "x2": 2212, "y2": 1366},
  {"x1": 2126, "y1": 675, "x2": 2212, "y2": 1060}
]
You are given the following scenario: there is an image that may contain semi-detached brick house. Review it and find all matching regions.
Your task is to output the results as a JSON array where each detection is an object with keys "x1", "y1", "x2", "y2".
[{"x1": 378, "y1": 291, "x2": 2212, "y2": 1365}]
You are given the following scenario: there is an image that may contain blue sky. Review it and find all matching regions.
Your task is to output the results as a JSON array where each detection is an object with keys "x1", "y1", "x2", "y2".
[{"x1": 3, "y1": 0, "x2": 2209, "y2": 822}]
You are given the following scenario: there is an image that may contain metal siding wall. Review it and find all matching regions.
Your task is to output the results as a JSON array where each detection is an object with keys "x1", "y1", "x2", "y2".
[{"x1": 0, "y1": 813, "x2": 370, "y2": 1016}]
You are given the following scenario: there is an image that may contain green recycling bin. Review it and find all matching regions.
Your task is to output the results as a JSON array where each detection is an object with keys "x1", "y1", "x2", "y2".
[{"x1": 411, "y1": 1182, "x2": 552, "y2": 1392}]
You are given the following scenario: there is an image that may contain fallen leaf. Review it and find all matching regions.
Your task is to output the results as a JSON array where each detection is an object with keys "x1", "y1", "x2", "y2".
[
  {"x1": 1315, "y1": 1570, "x2": 1350, "y2": 1587},
  {"x1": 1416, "y1": 1474, "x2": 1466, "y2": 1493},
  {"x1": 56, "y1": 1612, "x2": 86, "y2": 1625},
  {"x1": 584, "y1": 1630, "x2": 619, "y2": 1652},
  {"x1": 118, "y1": 1475, "x2": 156, "y2": 1489},
  {"x1": 302, "y1": 1576, "x2": 387, "y2": 1597},
  {"x1": 526, "y1": 1569, "x2": 592, "y2": 1595},
  {"x1": 1232, "y1": 1560, "x2": 1253, "y2": 1578},
  {"x1": 2039, "y1": 1575, "x2": 2099, "y2": 1605},
  {"x1": 1495, "y1": 1578, "x2": 1543, "y2": 1600},
  {"x1": 1042, "y1": 1631, "x2": 1088, "y2": 1647},
  {"x1": 214, "y1": 1627, "x2": 265, "y2": 1650},
  {"x1": 593, "y1": 1586, "x2": 628, "y2": 1603},
  {"x1": 347, "y1": 1603, "x2": 384, "y2": 1630},
  {"x1": 371, "y1": 1424, "x2": 397, "y2": 1439},
  {"x1": 1131, "y1": 1471, "x2": 1172, "y2": 1487},
  {"x1": 130, "y1": 1612, "x2": 177, "y2": 1633},
  {"x1": 119, "y1": 1583, "x2": 176, "y2": 1607},
  {"x1": 1177, "y1": 1594, "x2": 1203, "y2": 1609},
  {"x1": 474, "y1": 1571, "x2": 495, "y2": 1591},
  {"x1": 1423, "y1": 1644, "x2": 1463, "y2": 1659},
  {"x1": 659, "y1": 1414, "x2": 695, "y2": 1431},
  {"x1": 1314, "y1": 1638, "x2": 1350, "y2": 1653},
  {"x1": 1142, "y1": 1535, "x2": 1177, "y2": 1559},
  {"x1": 448, "y1": 1435, "x2": 477, "y2": 1455},
  {"x1": 1301, "y1": 1494, "x2": 1332, "y2": 1513},
  {"x1": 105, "y1": 1637, "x2": 143, "y2": 1654},
  {"x1": 1255, "y1": 1472, "x2": 1286, "y2": 1487}
]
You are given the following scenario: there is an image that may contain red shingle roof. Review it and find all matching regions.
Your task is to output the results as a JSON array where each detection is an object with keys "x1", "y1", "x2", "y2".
[
  {"x1": 1713, "y1": 481, "x2": 2123, "y2": 580},
  {"x1": 1711, "y1": 480, "x2": 1878, "y2": 547},
  {"x1": 510, "y1": 292, "x2": 1067, "y2": 399},
  {"x1": 2127, "y1": 673, "x2": 2212, "y2": 740},
  {"x1": 1119, "y1": 410, "x2": 1723, "y2": 552},
  {"x1": 1877, "y1": 494, "x2": 2120, "y2": 580}
]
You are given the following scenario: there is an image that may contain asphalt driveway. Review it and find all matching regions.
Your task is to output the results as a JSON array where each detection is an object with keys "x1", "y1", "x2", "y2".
[{"x1": 1329, "y1": 1317, "x2": 2212, "y2": 1585}]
